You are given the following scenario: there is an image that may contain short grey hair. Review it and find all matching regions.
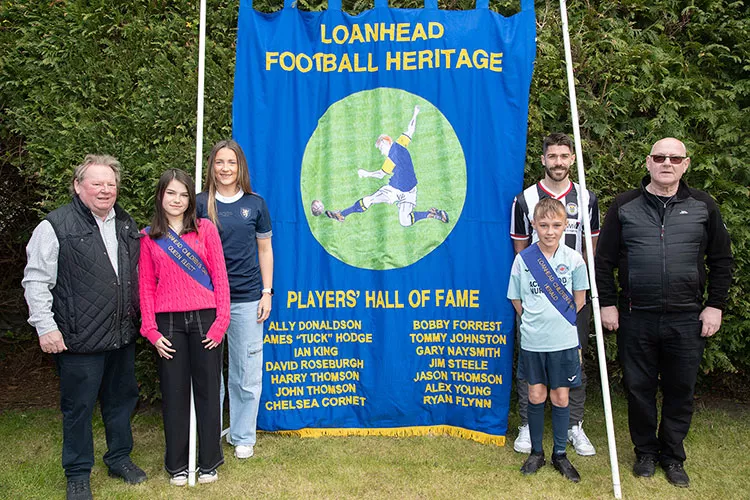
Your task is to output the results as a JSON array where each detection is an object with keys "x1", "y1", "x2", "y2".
[{"x1": 70, "y1": 154, "x2": 121, "y2": 195}]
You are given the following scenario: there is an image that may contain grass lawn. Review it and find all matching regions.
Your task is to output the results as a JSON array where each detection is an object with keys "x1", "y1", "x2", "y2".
[{"x1": 1, "y1": 390, "x2": 748, "y2": 499}]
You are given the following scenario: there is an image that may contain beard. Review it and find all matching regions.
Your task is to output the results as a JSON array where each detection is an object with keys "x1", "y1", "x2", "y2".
[{"x1": 544, "y1": 164, "x2": 570, "y2": 181}]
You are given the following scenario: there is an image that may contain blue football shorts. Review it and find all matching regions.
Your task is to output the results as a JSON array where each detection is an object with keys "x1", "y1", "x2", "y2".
[{"x1": 518, "y1": 347, "x2": 582, "y2": 389}]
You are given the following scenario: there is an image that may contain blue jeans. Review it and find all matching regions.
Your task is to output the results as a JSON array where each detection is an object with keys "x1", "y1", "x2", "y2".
[{"x1": 220, "y1": 300, "x2": 264, "y2": 447}]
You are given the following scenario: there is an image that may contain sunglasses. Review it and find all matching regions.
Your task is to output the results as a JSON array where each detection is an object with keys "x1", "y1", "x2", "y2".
[{"x1": 649, "y1": 154, "x2": 687, "y2": 165}]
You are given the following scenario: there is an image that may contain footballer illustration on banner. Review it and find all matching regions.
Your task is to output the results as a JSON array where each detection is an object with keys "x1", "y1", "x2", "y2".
[{"x1": 302, "y1": 88, "x2": 466, "y2": 271}]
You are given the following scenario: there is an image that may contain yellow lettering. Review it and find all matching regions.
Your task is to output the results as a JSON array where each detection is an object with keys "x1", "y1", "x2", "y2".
[
  {"x1": 429, "y1": 22, "x2": 444, "y2": 39},
  {"x1": 367, "y1": 53, "x2": 379, "y2": 71},
  {"x1": 286, "y1": 290, "x2": 299, "y2": 308},
  {"x1": 418, "y1": 49, "x2": 433, "y2": 69},
  {"x1": 490, "y1": 52, "x2": 503, "y2": 72},
  {"x1": 296, "y1": 53, "x2": 313, "y2": 73},
  {"x1": 349, "y1": 24, "x2": 365, "y2": 44},
  {"x1": 365, "y1": 23, "x2": 378, "y2": 42},
  {"x1": 332, "y1": 25, "x2": 348, "y2": 44},
  {"x1": 412, "y1": 23, "x2": 427, "y2": 41},
  {"x1": 381, "y1": 22, "x2": 395, "y2": 41},
  {"x1": 323, "y1": 53, "x2": 337, "y2": 72},
  {"x1": 321, "y1": 24, "x2": 332, "y2": 44},
  {"x1": 386, "y1": 51, "x2": 400, "y2": 71},
  {"x1": 353, "y1": 53, "x2": 367, "y2": 72},
  {"x1": 279, "y1": 51, "x2": 296, "y2": 71},
  {"x1": 266, "y1": 51, "x2": 279, "y2": 71},
  {"x1": 472, "y1": 49, "x2": 488, "y2": 69},
  {"x1": 313, "y1": 53, "x2": 325, "y2": 71},
  {"x1": 396, "y1": 23, "x2": 410, "y2": 42},
  {"x1": 402, "y1": 51, "x2": 417, "y2": 70},
  {"x1": 456, "y1": 48, "x2": 472, "y2": 69},
  {"x1": 440, "y1": 48, "x2": 455, "y2": 68}
]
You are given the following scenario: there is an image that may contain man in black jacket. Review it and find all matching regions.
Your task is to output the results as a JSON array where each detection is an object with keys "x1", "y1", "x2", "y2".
[
  {"x1": 595, "y1": 138, "x2": 733, "y2": 488},
  {"x1": 23, "y1": 155, "x2": 147, "y2": 500}
]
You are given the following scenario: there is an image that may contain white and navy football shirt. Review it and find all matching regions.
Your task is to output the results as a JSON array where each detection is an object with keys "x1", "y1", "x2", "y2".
[{"x1": 510, "y1": 181, "x2": 600, "y2": 254}]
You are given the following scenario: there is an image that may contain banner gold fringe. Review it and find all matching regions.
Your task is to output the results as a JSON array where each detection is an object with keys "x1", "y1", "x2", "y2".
[{"x1": 264, "y1": 425, "x2": 505, "y2": 447}]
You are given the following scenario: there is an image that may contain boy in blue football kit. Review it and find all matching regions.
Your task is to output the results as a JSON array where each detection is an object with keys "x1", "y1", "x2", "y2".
[{"x1": 507, "y1": 198, "x2": 590, "y2": 482}]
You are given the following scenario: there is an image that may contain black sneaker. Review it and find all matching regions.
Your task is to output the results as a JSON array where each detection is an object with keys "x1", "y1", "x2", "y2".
[
  {"x1": 66, "y1": 478, "x2": 93, "y2": 500},
  {"x1": 552, "y1": 452, "x2": 581, "y2": 483},
  {"x1": 663, "y1": 462, "x2": 689, "y2": 488},
  {"x1": 108, "y1": 459, "x2": 147, "y2": 484},
  {"x1": 520, "y1": 451, "x2": 546, "y2": 475},
  {"x1": 633, "y1": 454, "x2": 657, "y2": 477}
]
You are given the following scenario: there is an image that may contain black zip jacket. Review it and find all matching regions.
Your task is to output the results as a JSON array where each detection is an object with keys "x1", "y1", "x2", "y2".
[{"x1": 595, "y1": 177, "x2": 733, "y2": 312}]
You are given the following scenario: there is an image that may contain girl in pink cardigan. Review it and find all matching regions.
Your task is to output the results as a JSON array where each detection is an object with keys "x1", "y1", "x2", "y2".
[{"x1": 139, "y1": 169, "x2": 230, "y2": 486}]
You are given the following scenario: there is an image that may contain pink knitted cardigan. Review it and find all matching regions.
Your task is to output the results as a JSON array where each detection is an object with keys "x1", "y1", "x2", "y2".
[{"x1": 139, "y1": 218, "x2": 230, "y2": 344}]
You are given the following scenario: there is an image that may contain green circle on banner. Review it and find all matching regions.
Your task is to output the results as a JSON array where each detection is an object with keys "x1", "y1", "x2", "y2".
[{"x1": 301, "y1": 88, "x2": 466, "y2": 271}]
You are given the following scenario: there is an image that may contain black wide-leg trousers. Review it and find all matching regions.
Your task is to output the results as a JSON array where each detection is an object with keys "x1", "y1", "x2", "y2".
[{"x1": 156, "y1": 309, "x2": 224, "y2": 474}]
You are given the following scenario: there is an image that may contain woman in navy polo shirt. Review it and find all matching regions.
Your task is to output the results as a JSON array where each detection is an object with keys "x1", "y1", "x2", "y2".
[{"x1": 197, "y1": 139, "x2": 273, "y2": 460}]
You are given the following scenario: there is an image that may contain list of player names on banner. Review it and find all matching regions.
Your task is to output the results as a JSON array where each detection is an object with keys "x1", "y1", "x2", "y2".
[
  {"x1": 263, "y1": 318, "x2": 370, "y2": 412},
  {"x1": 412, "y1": 319, "x2": 505, "y2": 409},
  {"x1": 263, "y1": 289, "x2": 506, "y2": 415}
]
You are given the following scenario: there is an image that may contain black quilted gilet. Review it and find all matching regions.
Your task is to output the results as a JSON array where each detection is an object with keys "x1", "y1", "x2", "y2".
[{"x1": 46, "y1": 196, "x2": 141, "y2": 353}]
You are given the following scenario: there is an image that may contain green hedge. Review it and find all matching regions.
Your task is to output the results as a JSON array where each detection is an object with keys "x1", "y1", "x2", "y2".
[{"x1": 2, "y1": 0, "x2": 748, "y2": 401}]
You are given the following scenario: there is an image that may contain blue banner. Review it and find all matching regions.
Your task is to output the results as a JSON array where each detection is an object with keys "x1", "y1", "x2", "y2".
[{"x1": 233, "y1": 0, "x2": 535, "y2": 445}]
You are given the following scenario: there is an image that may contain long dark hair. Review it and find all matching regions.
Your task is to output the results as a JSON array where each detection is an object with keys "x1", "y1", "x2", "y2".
[
  {"x1": 204, "y1": 139, "x2": 252, "y2": 226},
  {"x1": 149, "y1": 169, "x2": 198, "y2": 239}
]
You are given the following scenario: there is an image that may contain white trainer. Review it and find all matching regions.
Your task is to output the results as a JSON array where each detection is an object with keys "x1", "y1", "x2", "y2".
[
  {"x1": 198, "y1": 469, "x2": 219, "y2": 484},
  {"x1": 169, "y1": 471, "x2": 188, "y2": 487},
  {"x1": 568, "y1": 421, "x2": 596, "y2": 456},
  {"x1": 513, "y1": 424, "x2": 532, "y2": 453},
  {"x1": 234, "y1": 445, "x2": 254, "y2": 459}
]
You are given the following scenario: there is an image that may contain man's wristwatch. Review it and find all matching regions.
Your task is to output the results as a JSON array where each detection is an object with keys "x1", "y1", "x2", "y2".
[{"x1": 262, "y1": 288, "x2": 274, "y2": 296}]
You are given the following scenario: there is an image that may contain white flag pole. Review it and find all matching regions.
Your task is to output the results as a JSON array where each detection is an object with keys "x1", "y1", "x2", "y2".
[
  {"x1": 558, "y1": 1, "x2": 622, "y2": 498},
  {"x1": 195, "y1": 0, "x2": 207, "y2": 194},
  {"x1": 188, "y1": 0, "x2": 208, "y2": 488},
  {"x1": 188, "y1": 382, "x2": 198, "y2": 486}
]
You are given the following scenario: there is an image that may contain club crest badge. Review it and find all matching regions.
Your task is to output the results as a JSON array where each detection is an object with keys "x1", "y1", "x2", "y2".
[
  {"x1": 240, "y1": 207, "x2": 251, "y2": 219},
  {"x1": 556, "y1": 264, "x2": 569, "y2": 274},
  {"x1": 566, "y1": 202, "x2": 578, "y2": 216}
]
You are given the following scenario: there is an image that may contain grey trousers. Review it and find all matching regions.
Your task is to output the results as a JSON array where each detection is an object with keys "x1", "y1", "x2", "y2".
[{"x1": 516, "y1": 302, "x2": 591, "y2": 427}]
